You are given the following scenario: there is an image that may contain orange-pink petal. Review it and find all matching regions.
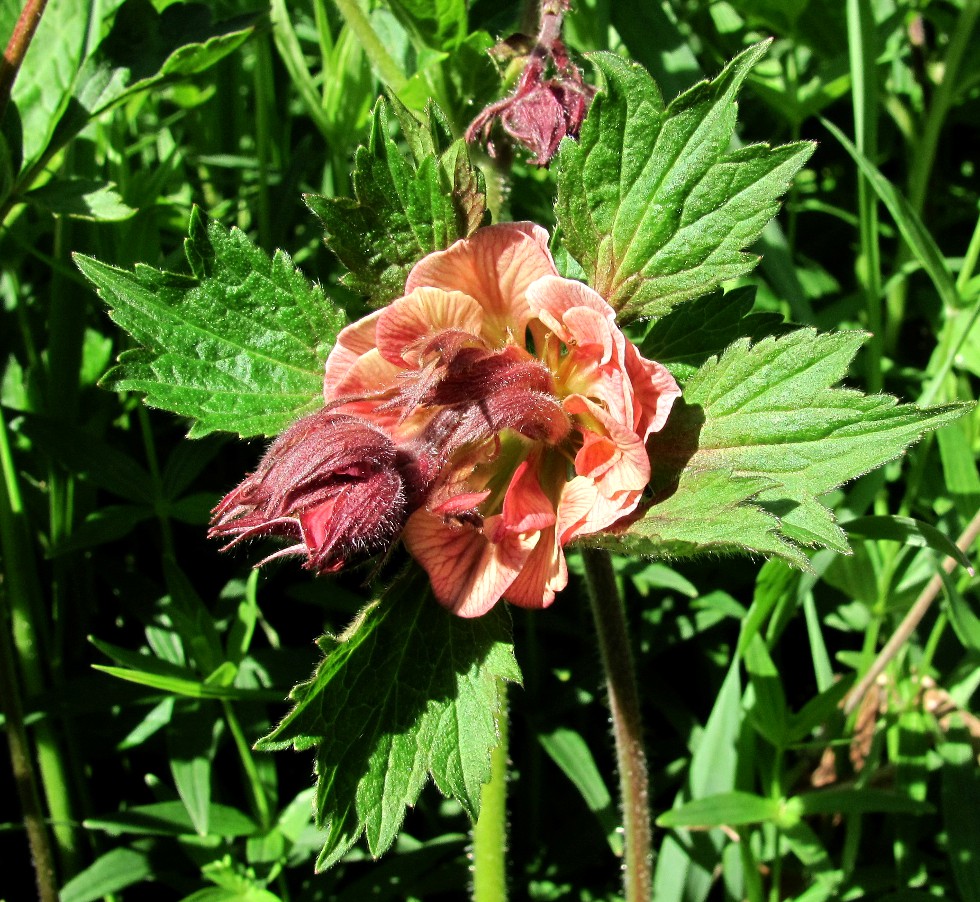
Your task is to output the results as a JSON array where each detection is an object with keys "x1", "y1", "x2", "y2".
[
  {"x1": 375, "y1": 287, "x2": 484, "y2": 366},
  {"x1": 496, "y1": 458, "x2": 557, "y2": 536},
  {"x1": 405, "y1": 223, "x2": 557, "y2": 344},
  {"x1": 323, "y1": 309, "x2": 386, "y2": 400},
  {"x1": 625, "y1": 345, "x2": 681, "y2": 439},
  {"x1": 503, "y1": 526, "x2": 568, "y2": 608},
  {"x1": 403, "y1": 509, "x2": 530, "y2": 617},
  {"x1": 557, "y1": 475, "x2": 641, "y2": 544}
]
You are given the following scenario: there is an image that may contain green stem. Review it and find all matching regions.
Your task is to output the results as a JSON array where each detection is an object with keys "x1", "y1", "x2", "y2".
[
  {"x1": 0, "y1": 408, "x2": 78, "y2": 876},
  {"x1": 471, "y1": 692, "x2": 509, "y2": 902},
  {"x1": 906, "y1": 0, "x2": 980, "y2": 218},
  {"x1": 0, "y1": 587, "x2": 58, "y2": 902},
  {"x1": 221, "y1": 701, "x2": 272, "y2": 829},
  {"x1": 885, "y1": 0, "x2": 979, "y2": 350},
  {"x1": 269, "y1": 0, "x2": 334, "y2": 140},
  {"x1": 581, "y1": 548, "x2": 651, "y2": 902},
  {"x1": 331, "y1": 0, "x2": 406, "y2": 90},
  {"x1": 847, "y1": 0, "x2": 883, "y2": 392},
  {"x1": 955, "y1": 212, "x2": 980, "y2": 295}
]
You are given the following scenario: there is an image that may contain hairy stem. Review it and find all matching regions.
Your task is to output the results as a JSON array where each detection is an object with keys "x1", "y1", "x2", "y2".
[
  {"x1": 0, "y1": 0, "x2": 50, "y2": 122},
  {"x1": 582, "y1": 548, "x2": 651, "y2": 902},
  {"x1": 471, "y1": 692, "x2": 509, "y2": 902}
]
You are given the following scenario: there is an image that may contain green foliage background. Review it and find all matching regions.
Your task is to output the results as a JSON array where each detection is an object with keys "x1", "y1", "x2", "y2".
[{"x1": 1, "y1": 1, "x2": 978, "y2": 901}]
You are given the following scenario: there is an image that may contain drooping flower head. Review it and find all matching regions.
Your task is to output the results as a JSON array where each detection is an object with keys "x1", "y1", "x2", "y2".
[
  {"x1": 318, "y1": 223, "x2": 680, "y2": 616},
  {"x1": 209, "y1": 411, "x2": 424, "y2": 573},
  {"x1": 465, "y1": 0, "x2": 594, "y2": 165}
]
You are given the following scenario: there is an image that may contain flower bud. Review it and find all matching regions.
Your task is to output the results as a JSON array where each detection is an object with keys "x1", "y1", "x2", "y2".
[{"x1": 209, "y1": 411, "x2": 417, "y2": 573}]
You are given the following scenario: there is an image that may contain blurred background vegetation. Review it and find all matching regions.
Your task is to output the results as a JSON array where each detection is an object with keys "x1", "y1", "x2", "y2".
[{"x1": 0, "y1": 0, "x2": 978, "y2": 899}]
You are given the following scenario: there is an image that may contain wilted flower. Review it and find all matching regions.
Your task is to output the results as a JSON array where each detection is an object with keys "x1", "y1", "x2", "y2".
[
  {"x1": 322, "y1": 223, "x2": 680, "y2": 616},
  {"x1": 465, "y1": 0, "x2": 594, "y2": 165}
]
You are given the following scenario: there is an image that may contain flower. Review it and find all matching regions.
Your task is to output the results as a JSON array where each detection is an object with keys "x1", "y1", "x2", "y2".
[
  {"x1": 209, "y1": 411, "x2": 424, "y2": 573},
  {"x1": 465, "y1": 51, "x2": 594, "y2": 166},
  {"x1": 322, "y1": 223, "x2": 680, "y2": 617},
  {"x1": 465, "y1": 0, "x2": 594, "y2": 166}
]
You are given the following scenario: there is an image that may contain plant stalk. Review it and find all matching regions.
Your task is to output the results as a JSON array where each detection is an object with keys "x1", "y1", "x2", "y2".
[
  {"x1": 581, "y1": 547, "x2": 651, "y2": 902},
  {"x1": 331, "y1": 0, "x2": 406, "y2": 90},
  {"x1": 844, "y1": 507, "x2": 980, "y2": 715},
  {"x1": 471, "y1": 692, "x2": 509, "y2": 902},
  {"x1": 0, "y1": 0, "x2": 50, "y2": 122},
  {"x1": 0, "y1": 589, "x2": 58, "y2": 902}
]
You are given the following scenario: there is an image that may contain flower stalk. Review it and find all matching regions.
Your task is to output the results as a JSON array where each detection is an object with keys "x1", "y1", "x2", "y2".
[
  {"x1": 471, "y1": 692, "x2": 509, "y2": 902},
  {"x1": 581, "y1": 547, "x2": 652, "y2": 902}
]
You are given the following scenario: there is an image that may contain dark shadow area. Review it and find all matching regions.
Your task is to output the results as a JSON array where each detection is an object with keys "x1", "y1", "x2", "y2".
[{"x1": 646, "y1": 398, "x2": 705, "y2": 502}]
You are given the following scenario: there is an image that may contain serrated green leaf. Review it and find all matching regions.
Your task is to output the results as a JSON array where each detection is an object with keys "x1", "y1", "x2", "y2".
[
  {"x1": 307, "y1": 98, "x2": 487, "y2": 306},
  {"x1": 589, "y1": 468, "x2": 799, "y2": 564},
  {"x1": 256, "y1": 570, "x2": 520, "y2": 870},
  {"x1": 76, "y1": 207, "x2": 345, "y2": 438},
  {"x1": 555, "y1": 43, "x2": 813, "y2": 322},
  {"x1": 615, "y1": 329, "x2": 968, "y2": 564},
  {"x1": 640, "y1": 286, "x2": 789, "y2": 367}
]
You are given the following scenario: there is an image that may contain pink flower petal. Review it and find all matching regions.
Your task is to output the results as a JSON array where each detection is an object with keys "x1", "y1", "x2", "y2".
[
  {"x1": 405, "y1": 223, "x2": 557, "y2": 344},
  {"x1": 557, "y1": 475, "x2": 641, "y2": 543},
  {"x1": 323, "y1": 348, "x2": 404, "y2": 415},
  {"x1": 404, "y1": 509, "x2": 530, "y2": 617},
  {"x1": 503, "y1": 526, "x2": 568, "y2": 608},
  {"x1": 375, "y1": 288, "x2": 484, "y2": 366},
  {"x1": 496, "y1": 458, "x2": 557, "y2": 536},
  {"x1": 526, "y1": 274, "x2": 614, "y2": 339},
  {"x1": 323, "y1": 309, "x2": 385, "y2": 399},
  {"x1": 625, "y1": 345, "x2": 682, "y2": 439},
  {"x1": 564, "y1": 393, "x2": 651, "y2": 493}
]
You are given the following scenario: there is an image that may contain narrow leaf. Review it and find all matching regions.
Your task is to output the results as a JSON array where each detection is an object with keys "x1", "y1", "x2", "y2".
[
  {"x1": 821, "y1": 117, "x2": 958, "y2": 311},
  {"x1": 842, "y1": 515, "x2": 972, "y2": 572},
  {"x1": 794, "y1": 787, "x2": 934, "y2": 817},
  {"x1": 555, "y1": 43, "x2": 813, "y2": 321},
  {"x1": 256, "y1": 570, "x2": 520, "y2": 869},
  {"x1": 941, "y1": 723, "x2": 980, "y2": 902},
  {"x1": 76, "y1": 208, "x2": 346, "y2": 438},
  {"x1": 656, "y1": 791, "x2": 782, "y2": 828},
  {"x1": 24, "y1": 177, "x2": 135, "y2": 221},
  {"x1": 59, "y1": 847, "x2": 154, "y2": 902},
  {"x1": 538, "y1": 727, "x2": 623, "y2": 854},
  {"x1": 385, "y1": 0, "x2": 468, "y2": 50},
  {"x1": 84, "y1": 801, "x2": 257, "y2": 837},
  {"x1": 54, "y1": 0, "x2": 257, "y2": 148}
]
